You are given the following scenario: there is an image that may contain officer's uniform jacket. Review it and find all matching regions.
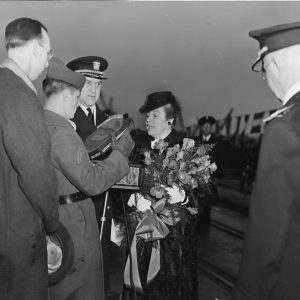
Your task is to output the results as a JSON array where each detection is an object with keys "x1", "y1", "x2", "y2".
[
  {"x1": 233, "y1": 91, "x2": 300, "y2": 300},
  {"x1": 72, "y1": 104, "x2": 108, "y2": 142},
  {"x1": 198, "y1": 133, "x2": 218, "y2": 145},
  {"x1": 45, "y1": 110, "x2": 129, "y2": 300}
]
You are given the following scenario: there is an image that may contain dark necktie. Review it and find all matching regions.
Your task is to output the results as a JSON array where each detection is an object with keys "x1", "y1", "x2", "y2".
[{"x1": 87, "y1": 108, "x2": 94, "y2": 125}]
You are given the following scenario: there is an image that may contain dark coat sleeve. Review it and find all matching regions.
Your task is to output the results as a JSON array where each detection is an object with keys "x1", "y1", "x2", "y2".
[
  {"x1": 2, "y1": 89, "x2": 59, "y2": 233},
  {"x1": 234, "y1": 118, "x2": 300, "y2": 299}
]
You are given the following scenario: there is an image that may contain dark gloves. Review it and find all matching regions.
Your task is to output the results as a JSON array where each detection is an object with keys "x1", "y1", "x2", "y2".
[{"x1": 111, "y1": 131, "x2": 135, "y2": 158}]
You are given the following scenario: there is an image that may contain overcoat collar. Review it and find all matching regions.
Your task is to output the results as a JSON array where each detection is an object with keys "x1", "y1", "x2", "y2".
[
  {"x1": 44, "y1": 109, "x2": 75, "y2": 130},
  {"x1": 0, "y1": 57, "x2": 37, "y2": 94}
]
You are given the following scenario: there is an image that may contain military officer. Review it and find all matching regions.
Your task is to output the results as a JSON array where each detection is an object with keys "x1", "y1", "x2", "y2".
[
  {"x1": 67, "y1": 56, "x2": 117, "y2": 293},
  {"x1": 44, "y1": 57, "x2": 134, "y2": 299},
  {"x1": 232, "y1": 21, "x2": 300, "y2": 300},
  {"x1": 197, "y1": 115, "x2": 217, "y2": 144},
  {"x1": 197, "y1": 115, "x2": 220, "y2": 209},
  {"x1": 67, "y1": 56, "x2": 109, "y2": 142}
]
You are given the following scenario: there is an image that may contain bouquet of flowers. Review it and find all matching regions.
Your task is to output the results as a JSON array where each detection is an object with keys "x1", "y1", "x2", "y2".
[
  {"x1": 127, "y1": 138, "x2": 217, "y2": 220},
  {"x1": 123, "y1": 138, "x2": 217, "y2": 291}
]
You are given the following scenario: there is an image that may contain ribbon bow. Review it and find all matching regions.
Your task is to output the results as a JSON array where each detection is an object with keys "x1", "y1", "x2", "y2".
[{"x1": 124, "y1": 199, "x2": 179, "y2": 293}]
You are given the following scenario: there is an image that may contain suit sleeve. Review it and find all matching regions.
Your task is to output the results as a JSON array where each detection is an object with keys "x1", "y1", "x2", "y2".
[
  {"x1": 52, "y1": 129, "x2": 130, "y2": 195},
  {"x1": 2, "y1": 91, "x2": 59, "y2": 233}
]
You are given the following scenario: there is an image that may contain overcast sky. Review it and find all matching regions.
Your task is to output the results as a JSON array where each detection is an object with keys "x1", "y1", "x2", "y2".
[{"x1": 1, "y1": 1, "x2": 300, "y2": 129}]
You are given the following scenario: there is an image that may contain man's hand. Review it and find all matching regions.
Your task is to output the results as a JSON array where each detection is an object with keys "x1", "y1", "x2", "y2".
[{"x1": 111, "y1": 132, "x2": 135, "y2": 157}]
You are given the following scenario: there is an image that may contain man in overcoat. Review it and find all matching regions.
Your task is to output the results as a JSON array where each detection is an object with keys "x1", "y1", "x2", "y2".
[
  {"x1": 44, "y1": 57, "x2": 134, "y2": 300},
  {"x1": 232, "y1": 21, "x2": 300, "y2": 300},
  {"x1": 0, "y1": 18, "x2": 59, "y2": 300}
]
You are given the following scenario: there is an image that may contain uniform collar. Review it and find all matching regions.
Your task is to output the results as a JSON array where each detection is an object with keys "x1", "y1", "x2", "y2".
[
  {"x1": 0, "y1": 57, "x2": 37, "y2": 94},
  {"x1": 44, "y1": 109, "x2": 75, "y2": 130},
  {"x1": 203, "y1": 134, "x2": 211, "y2": 141},
  {"x1": 283, "y1": 81, "x2": 300, "y2": 105}
]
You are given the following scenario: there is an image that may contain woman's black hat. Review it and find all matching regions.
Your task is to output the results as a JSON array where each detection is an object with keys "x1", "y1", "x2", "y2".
[{"x1": 139, "y1": 91, "x2": 176, "y2": 114}]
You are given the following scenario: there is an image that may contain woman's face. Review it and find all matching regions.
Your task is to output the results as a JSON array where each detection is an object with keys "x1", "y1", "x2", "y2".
[{"x1": 145, "y1": 105, "x2": 172, "y2": 139}]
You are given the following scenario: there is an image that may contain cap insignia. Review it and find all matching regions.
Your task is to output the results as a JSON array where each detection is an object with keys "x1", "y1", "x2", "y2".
[
  {"x1": 263, "y1": 104, "x2": 295, "y2": 123},
  {"x1": 93, "y1": 61, "x2": 101, "y2": 71}
]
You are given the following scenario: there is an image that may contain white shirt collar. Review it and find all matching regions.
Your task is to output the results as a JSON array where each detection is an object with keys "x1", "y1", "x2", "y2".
[
  {"x1": 283, "y1": 81, "x2": 300, "y2": 105},
  {"x1": 68, "y1": 119, "x2": 77, "y2": 131},
  {"x1": 80, "y1": 104, "x2": 96, "y2": 125},
  {"x1": 150, "y1": 129, "x2": 172, "y2": 149},
  {"x1": 203, "y1": 134, "x2": 211, "y2": 141},
  {"x1": 0, "y1": 57, "x2": 37, "y2": 94},
  {"x1": 80, "y1": 104, "x2": 96, "y2": 116}
]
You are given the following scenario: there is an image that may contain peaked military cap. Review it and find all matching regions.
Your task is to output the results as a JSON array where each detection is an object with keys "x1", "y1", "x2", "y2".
[
  {"x1": 139, "y1": 91, "x2": 176, "y2": 113},
  {"x1": 66, "y1": 56, "x2": 108, "y2": 80},
  {"x1": 46, "y1": 57, "x2": 86, "y2": 90},
  {"x1": 198, "y1": 116, "x2": 216, "y2": 126},
  {"x1": 249, "y1": 21, "x2": 300, "y2": 72}
]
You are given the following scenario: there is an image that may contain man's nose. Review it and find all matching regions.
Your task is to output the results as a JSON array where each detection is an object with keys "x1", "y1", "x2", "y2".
[{"x1": 89, "y1": 83, "x2": 96, "y2": 93}]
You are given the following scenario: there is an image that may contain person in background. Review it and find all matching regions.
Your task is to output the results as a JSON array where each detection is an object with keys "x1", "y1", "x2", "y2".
[
  {"x1": 0, "y1": 17, "x2": 59, "y2": 300},
  {"x1": 67, "y1": 56, "x2": 116, "y2": 294},
  {"x1": 233, "y1": 21, "x2": 300, "y2": 300},
  {"x1": 196, "y1": 115, "x2": 220, "y2": 229},
  {"x1": 44, "y1": 57, "x2": 134, "y2": 300},
  {"x1": 198, "y1": 115, "x2": 218, "y2": 144}
]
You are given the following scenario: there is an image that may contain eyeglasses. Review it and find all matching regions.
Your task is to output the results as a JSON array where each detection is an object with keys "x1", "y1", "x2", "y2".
[
  {"x1": 252, "y1": 58, "x2": 266, "y2": 80},
  {"x1": 38, "y1": 42, "x2": 54, "y2": 61}
]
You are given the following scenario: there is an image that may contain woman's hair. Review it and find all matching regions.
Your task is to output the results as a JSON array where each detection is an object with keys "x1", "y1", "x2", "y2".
[
  {"x1": 42, "y1": 78, "x2": 77, "y2": 98},
  {"x1": 163, "y1": 96, "x2": 182, "y2": 126},
  {"x1": 5, "y1": 17, "x2": 47, "y2": 50}
]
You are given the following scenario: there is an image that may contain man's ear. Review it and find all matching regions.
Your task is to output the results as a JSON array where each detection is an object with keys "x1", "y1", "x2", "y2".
[
  {"x1": 32, "y1": 41, "x2": 39, "y2": 58},
  {"x1": 62, "y1": 89, "x2": 69, "y2": 103}
]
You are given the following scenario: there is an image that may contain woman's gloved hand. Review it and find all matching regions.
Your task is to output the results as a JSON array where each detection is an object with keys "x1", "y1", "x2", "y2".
[{"x1": 165, "y1": 185, "x2": 187, "y2": 204}]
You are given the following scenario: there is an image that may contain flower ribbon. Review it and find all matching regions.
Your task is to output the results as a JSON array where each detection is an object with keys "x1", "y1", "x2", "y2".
[{"x1": 124, "y1": 199, "x2": 180, "y2": 293}]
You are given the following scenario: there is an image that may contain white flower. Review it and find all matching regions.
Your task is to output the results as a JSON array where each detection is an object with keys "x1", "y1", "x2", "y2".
[
  {"x1": 127, "y1": 193, "x2": 152, "y2": 212},
  {"x1": 209, "y1": 162, "x2": 217, "y2": 173},
  {"x1": 182, "y1": 138, "x2": 195, "y2": 149},
  {"x1": 165, "y1": 185, "x2": 186, "y2": 204}
]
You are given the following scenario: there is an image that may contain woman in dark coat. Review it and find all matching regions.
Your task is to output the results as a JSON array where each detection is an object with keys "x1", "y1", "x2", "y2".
[{"x1": 122, "y1": 91, "x2": 198, "y2": 300}]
